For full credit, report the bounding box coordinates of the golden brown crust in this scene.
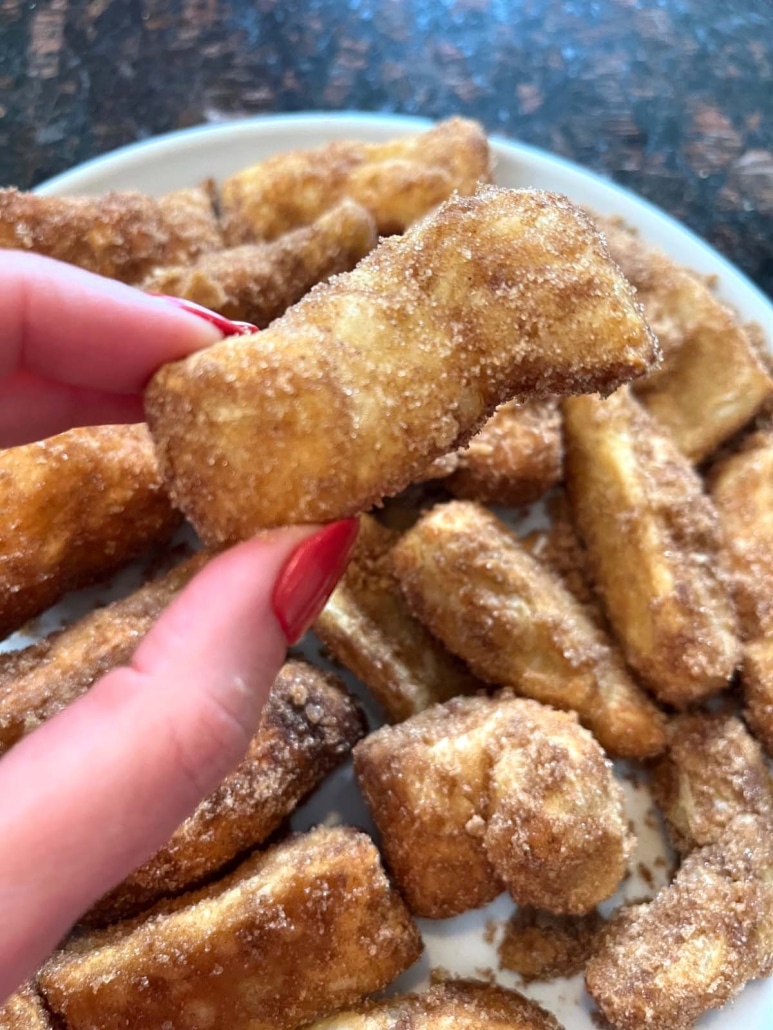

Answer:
[354,694,631,918]
[445,398,563,506]
[84,660,366,926]
[0,553,205,755]
[498,908,605,983]
[0,186,221,283]
[147,185,658,544]
[314,514,482,722]
[219,117,492,243]
[563,388,741,707]
[597,216,773,461]
[710,428,773,640]
[0,985,52,1030]
[392,501,666,758]
[142,199,377,327]
[0,424,181,641]
[585,814,773,1030]
[650,712,773,855]
[38,826,422,1030]
[307,979,565,1029]
[742,636,773,755]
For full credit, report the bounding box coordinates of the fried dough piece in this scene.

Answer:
[314,515,482,722]
[142,199,377,327]
[86,660,366,926]
[0,425,181,641]
[563,388,741,707]
[710,428,773,640]
[354,695,632,918]
[220,117,491,244]
[392,501,666,758]
[307,979,565,1029]
[0,552,205,755]
[598,216,773,460]
[585,814,773,1030]
[0,185,221,283]
[39,827,421,1030]
[742,636,773,754]
[0,985,52,1030]
[650,712,773,855]
[147,186,657,545]
[445,398,563,506]
[498,908,605,983]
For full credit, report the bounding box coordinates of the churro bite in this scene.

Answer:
[142,199,377,328]
[0,185,221,284]
[585,814,773,1030]
[710,427,773,640]
[392,501,666,758]
[307,979,565,1030]
[597,215,773,461]
[146,185,658,544]
[354,694,632,918]
[314,514,482,722]
[39,827,421,1030]
[85,660,366,926]
[563,387,741,707]
[219,117,491,243]
[0,553,206,755]
[650,711,773,855]
[445,398,563,507]
[0,425,180,641]
[0,985,53,1030]
[742,635,773,755]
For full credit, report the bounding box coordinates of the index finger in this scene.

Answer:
[0,252,221,393]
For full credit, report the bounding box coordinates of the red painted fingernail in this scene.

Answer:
[152,295,257,337]
[271,520,359,644]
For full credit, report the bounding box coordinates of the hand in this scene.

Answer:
[0,253,357,999]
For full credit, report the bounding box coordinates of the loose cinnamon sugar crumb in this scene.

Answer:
[498,907,605,982]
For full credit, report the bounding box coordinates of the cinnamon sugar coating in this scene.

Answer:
[147,185,657,544]
[742,636,773,755]
[0,985,52,1029]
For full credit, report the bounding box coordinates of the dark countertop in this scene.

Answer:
[1,0,772,297]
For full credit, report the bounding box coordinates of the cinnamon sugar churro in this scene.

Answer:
[0,425,180,641]
[392,501,666,758]
[39,827,422,1030]
[315,514,482,722]
[219,116,491,243]
[147,186,657,544]
[86,660,366,926]
[0,985,52,1030]
[142,199,377,328]
[307,979,565,1029]
[0,185,222,284]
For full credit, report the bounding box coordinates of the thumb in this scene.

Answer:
[0,519,358,999]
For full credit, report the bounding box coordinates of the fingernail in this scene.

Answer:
[152,295,257,337]
[272,520,359,644]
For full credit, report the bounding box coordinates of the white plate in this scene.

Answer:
[29,113,773,1029]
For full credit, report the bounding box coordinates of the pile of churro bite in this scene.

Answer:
[1,117,772,1030]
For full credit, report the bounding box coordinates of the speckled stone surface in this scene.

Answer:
[1,0,771,296]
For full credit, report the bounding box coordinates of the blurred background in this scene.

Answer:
[1,0,771,295]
